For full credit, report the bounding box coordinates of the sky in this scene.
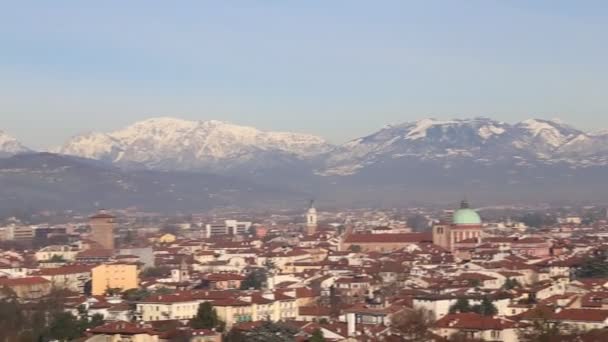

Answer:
[2,0,608,148]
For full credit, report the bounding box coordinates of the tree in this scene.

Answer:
[263,259,277,272]
[47,312,83,341]
[49,254,66,263]
[349,245,362,253]
[407,214,430,232]
[449,298,472,314]
[575,255,608,279]
[503,278,520,290]
[391,308,435,342]
[190,302,220,330]
[309,329,325,342]
[239,321,299,342]
[122,288,151,302]
[141,266,171,278]
[224,328,247,342]
[518,307,562,342]
[240,269,268,290]
[472,296,498,316]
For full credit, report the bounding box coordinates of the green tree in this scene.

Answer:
[472,297,498,316]
[191,302,220,330]
[240,269,268,290]
[141,266,171,278]
[309,329,325,342]
[449,298,472,314]
[240,321,299,342]
[503,278,520,290]
[224,328,247,342]
[349,245,362,253]
[122,288,151,302]
[575,255,608,278]
[49,254,66,263]
[47,312,83,341]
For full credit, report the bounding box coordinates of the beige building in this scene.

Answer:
[92,263,138,295]
[33,265,92,293]
[0,276,52,299]
[90,210,116,250]
[35,245,78,262]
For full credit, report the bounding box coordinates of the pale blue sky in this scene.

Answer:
[2,1,608,148]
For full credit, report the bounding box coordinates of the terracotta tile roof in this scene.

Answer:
[0,276,50,286]
[553,309,608,322]
[434,312,517,330]
[343,233,432,244]
[299,306,331,316]
[33,265,93,276]
[89,321,157,335]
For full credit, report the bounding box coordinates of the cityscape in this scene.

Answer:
[3,1,608,342]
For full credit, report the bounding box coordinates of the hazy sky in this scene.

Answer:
[2,1,608,148]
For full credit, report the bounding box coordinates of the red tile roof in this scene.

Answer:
[33,265,93,276]
[343,233,432,244]
[434,312,517,330]
[0,276,51,286]
[553,309,608,322]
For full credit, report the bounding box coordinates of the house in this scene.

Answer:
[433,312,520,342]
[86,321,160,342]
[552,308,608,332]
[0,276,52,299]
[33,264,93,293]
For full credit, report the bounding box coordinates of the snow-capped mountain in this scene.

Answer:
[57,117,332,170]
[0,130,30,157]
[320,117,602,176]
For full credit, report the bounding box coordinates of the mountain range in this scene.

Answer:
[2,116,608,212]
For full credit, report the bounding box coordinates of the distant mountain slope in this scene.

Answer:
[0,153,304,214]
[57,117,332,171]
[320,117,605,176]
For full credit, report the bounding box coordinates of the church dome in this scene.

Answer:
[452,200,481,226]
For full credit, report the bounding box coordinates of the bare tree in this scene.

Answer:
[391,307,435,342]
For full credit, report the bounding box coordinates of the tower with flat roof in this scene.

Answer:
[89,210,116,250]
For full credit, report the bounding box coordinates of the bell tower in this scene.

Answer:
[306,200,318,235]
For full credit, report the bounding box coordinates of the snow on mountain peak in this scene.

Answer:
[406,118,455,140]
[0,130,30,155]
[58,117,331,169]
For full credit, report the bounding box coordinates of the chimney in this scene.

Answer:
[347,312,356,337]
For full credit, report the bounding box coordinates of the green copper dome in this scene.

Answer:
[452,200,482,225]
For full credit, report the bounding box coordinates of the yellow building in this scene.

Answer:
[158,233,177,244]
[92,263,138,295]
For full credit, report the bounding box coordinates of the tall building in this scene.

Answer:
[432,200,482,252]
[89,210,116,250]
[203,220,253,238]
[306,200,318,235]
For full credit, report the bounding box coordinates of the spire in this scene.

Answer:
[309,199,315,209]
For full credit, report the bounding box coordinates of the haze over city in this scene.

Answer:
[4,2,608,342]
